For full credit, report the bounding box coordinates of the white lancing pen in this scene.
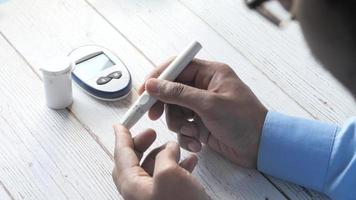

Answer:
[120,41,202,129]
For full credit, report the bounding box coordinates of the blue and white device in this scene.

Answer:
[69,45,132,101]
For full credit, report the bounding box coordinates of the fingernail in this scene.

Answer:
[180,125,198,138]
[188,142,201,152]
[146,79,160,94]
[180,126,191,135]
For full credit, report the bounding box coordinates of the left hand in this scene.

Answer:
[112,124,209,200]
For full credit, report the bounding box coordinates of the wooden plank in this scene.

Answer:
[0,34,118,199]
[83,0,311,118]
[76,0,332,199]
[0,0,286,199]
[0,181,14,200]
[268,177,329,200]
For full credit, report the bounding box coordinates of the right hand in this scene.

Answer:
[139,58,268,168]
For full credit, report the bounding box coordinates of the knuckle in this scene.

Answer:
[212,62,233,74]
[219,64,234,74]
[167,83,185,98]
[151,70,160,78]
[200,93,218,113]
[146,69,160,79]
[220,63,230,69]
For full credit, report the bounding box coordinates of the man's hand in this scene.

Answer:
[139,58,267,168]
[112,125,209,200]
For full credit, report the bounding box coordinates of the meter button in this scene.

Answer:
[96,77,112,85]
[107,71,122,79]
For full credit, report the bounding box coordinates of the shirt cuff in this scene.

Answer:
[257,111,339,192]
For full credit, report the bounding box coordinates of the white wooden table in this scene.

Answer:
[0,0,355,199]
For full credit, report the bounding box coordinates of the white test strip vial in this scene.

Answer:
[40,57,73,109]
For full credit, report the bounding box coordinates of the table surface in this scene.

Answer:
[0,0,355,199]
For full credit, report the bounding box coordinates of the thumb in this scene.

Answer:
[145,78,208,114]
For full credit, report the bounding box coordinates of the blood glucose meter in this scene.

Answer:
[68,45,132,101]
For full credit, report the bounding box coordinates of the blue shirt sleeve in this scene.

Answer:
[257,111,356,199]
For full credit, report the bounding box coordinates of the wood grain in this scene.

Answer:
[0,34,119,199]
[179,0,356,123]
[82,0,356,198]
[76,0,344,198]
[0,0,287,199]
[176,1,355,198]
[84,0,312,118]
[0,181,13,200]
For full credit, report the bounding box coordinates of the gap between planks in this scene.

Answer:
[0,31,115,163]
[78,1,293,199]
[0,31,119,200]
[0,180,15,200]
[176,0,319,120]
[0,0,300,198]
[74,0,322,199]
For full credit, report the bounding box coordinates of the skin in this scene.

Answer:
[112,125,209,200]
[112,0,355,199]
[140,58,267,168]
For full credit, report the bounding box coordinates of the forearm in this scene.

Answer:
[257,111,356,199]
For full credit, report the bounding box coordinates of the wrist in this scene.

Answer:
[251,106,268,168]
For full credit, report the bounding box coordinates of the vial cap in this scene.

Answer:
[40,56,73,76]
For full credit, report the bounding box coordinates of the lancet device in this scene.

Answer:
[120,41,202,129]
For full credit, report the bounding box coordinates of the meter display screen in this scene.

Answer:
[75,53,115,79]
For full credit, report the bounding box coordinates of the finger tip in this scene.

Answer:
[113,123,124,130]
[148,111,163,121]
[189,154,198,164]
[146,128,157,138]
[187,141,202,153]
[145,78,155,85]
[167,141,179,149]
[114,124,130,135]
[188,153,198,162]
[138,85,145,94]
[148,114,158,121]
[113,124,121,132]
[184,154,198,172]
[145,78,159,94]
[148,110,159,121]
[165,142,180,158]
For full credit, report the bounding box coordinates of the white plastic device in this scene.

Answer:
[68,45,132,101]
[120,41,202,129]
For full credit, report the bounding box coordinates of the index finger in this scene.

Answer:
[138,57,176,94]
[139,58,213,94]
[114,124,139,170]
